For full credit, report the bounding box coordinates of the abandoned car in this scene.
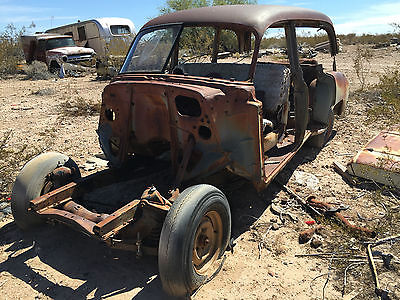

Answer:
[12,5,348,298]
[21,33,96,72]
[46,18,136,76]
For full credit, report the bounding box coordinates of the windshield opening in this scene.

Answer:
[120,24,256,81]
[46,37,75,50]
[121,25,181,73]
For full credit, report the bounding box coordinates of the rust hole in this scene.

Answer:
[198,126,212,140]
[175,95,201,117]
[105,108,116,121]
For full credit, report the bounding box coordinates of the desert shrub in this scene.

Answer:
[0,131,42,201]
[24,61,54,80]
[59,96,100,117]
[391,22,400,38]
[97,36,134,78]
[368,67,400,122]
[353,45,372,90]
[337,33,395,45]
[0,24,25,77]
[31,87,55,96]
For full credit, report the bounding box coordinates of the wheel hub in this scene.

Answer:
[192,210,223,275]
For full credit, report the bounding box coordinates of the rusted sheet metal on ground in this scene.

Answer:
[347,128,400,188]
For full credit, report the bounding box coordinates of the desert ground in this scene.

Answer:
[0,44,399,299]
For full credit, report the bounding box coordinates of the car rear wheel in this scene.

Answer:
[11,152,80,230]
[158,184,231,298]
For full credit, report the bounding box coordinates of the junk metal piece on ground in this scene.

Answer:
[347,128,400,189]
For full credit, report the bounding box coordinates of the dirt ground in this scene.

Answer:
[0,44,399,300]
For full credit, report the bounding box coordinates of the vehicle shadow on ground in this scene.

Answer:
[0,221,173,299]
[224,139,327,240]
[0,139,326,299]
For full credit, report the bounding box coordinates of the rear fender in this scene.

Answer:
[328,71,349,116]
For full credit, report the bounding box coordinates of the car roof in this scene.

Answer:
[143,5,334,37]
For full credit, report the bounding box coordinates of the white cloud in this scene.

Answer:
[334,2,400,34]
[335,14,400,34]
[2,15,78,24]
[0,4,50,14]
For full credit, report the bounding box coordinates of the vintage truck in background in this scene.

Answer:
[46,18,136,77]
[12,5,348,298]
[21,33,96,72]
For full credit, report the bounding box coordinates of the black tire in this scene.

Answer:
[11,152,80,230]
[307,109,334,148]
[158,184,231,298]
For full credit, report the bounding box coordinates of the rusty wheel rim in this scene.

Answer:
[192,210,223,275]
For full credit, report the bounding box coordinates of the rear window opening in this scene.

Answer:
[111,25,131,35]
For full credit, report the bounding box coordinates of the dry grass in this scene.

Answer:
[31,87,56,96]
[59,96,100,117]
[0,131,42,201]
[353,45,372,91]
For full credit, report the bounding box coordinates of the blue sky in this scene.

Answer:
[0,0,399,35]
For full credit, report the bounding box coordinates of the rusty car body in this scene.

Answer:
[12,5,348,297]
[21,33,96,72]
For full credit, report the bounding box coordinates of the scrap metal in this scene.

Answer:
[306,196,375,237]
[347,128,400,189]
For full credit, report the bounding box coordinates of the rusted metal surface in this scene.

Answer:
[21,5,349,263]
[285,22,309,147]
[299,224,323,244]
[93,199,141,237]
[140,186,173,211]
[62,200,109,223]
[30,182,77,212]
[37,207,96,235]
[99,75,264,189]
[306,196,375,237]
[347,128,400,188]
[329,71,349,116]
[21,34,95,67]
[263,132,312,188]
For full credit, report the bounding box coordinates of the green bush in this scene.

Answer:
[0,24,25,77]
